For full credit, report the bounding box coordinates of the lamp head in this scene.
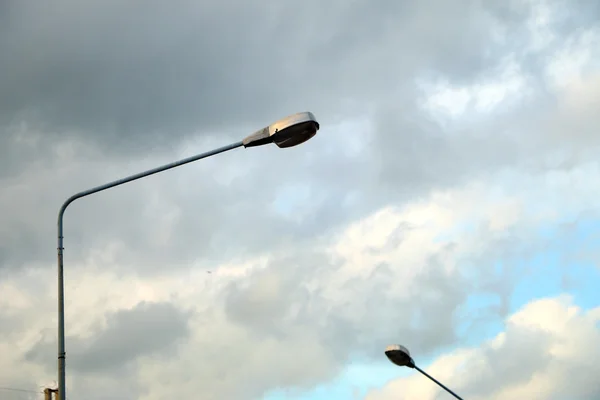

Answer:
[242,112,319,148]
[385,344,415,368]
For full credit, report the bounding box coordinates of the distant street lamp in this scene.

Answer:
[385,344,465,400]
[56,112,320,400]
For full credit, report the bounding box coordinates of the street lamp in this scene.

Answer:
[56,112,320,400]
[385,344,465,400]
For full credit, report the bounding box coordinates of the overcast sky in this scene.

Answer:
[1,1,599,399]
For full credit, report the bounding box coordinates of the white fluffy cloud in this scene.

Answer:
[365,296,600,400]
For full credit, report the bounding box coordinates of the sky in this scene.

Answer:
[0,0,599,399]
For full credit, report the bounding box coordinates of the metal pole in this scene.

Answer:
[56,141,244,400]
[413,364,465,400]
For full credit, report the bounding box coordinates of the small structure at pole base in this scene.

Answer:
[44,388,58,400]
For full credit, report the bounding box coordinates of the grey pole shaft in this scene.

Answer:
[413,365,465,400]
[56,141,244,400]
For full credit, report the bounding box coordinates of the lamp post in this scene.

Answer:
[384,344,465,400]
[56,112,320,400]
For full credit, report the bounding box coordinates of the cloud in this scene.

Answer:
[0,0,531,147]
[25,301,191,374]
[0,1,599,399]
[3,0,594,161]
[364,296,600,400]
[1,1,599,274]
[2,159,598,398]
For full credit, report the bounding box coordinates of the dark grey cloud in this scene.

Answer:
[1,0,598,275]
[25,301,190,374]
[3,79,598,276]
[0,131,369,272]
[0,0,556,155]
